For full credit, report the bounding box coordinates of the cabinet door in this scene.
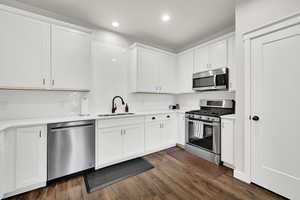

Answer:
[15,126,46,189]
[0,10,50,89]
[123,124,145,158]
[221,119,234,166]
[177,51,194,93]
[159,54,176,93]
[98,127,123,165]
[208,40,227,69]
[145,121,162,151]
[194,46,209,72]
[137,48,160,93]
[161,119,177,146]
[227,36,235,90]
[51,25,91,90]
[177,114,186,146]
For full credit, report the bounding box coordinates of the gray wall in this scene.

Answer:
[235,0,300,173]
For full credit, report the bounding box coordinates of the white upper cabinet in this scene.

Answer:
[177,50,194,93]
[194,39,228,73]
[159,53,176,93]
[208,40,228,69]
[137,47,160,93]
[0,10,50,89]
[129,44,176,94]
[227,36,236,91]
[0,8,91,91]
[194,46,209,73]
[51,25,91,91]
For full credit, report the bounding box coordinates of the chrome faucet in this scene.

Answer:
[112,96,125,113]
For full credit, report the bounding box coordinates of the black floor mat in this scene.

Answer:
[84,158,154,193]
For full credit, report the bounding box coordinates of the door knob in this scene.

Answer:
[252,116,260,121]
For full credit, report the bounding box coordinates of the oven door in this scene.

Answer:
[185,118,220,154]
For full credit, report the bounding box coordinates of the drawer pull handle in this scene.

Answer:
[166,115,170,118]
[152,117,156,120]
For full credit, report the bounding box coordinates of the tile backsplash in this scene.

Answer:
[0,91,83,120]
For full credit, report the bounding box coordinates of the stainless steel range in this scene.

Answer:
[185,99,235,165]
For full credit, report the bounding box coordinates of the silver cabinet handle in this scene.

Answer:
[39,130,42,138]
[42,78,46,85]
[121,130,123,135]
[52,80,55,86]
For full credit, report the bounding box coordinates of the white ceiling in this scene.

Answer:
[15,0,235,51]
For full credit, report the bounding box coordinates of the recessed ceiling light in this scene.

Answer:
[161,14,171,22]
[112,21,119,28]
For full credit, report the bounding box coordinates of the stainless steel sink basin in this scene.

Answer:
[97,113,135,117]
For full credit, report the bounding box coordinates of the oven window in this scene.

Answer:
[193,76,214,88]
[188,121,213,152]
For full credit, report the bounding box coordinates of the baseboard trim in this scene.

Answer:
[234,170,251,183]
[3,182,46,199]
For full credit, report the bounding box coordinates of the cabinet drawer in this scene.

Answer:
[162,113,176,120]
[145,115,163,122]
[97,117,144,129]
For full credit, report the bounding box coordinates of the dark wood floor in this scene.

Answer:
[8,147,286,200]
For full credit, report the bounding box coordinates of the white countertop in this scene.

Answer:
[0,110,185,132]
[221,114,236,119]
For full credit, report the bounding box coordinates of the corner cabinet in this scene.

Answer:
[129,44,176,94]
[1,126,47,199]
[176,50,194,93]
[0,8,91,91]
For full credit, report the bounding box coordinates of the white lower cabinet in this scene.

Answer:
[221,117,235,167]
[96,117,145,169]
[145,121,162,151]
[145,114,177,153]
[99,127,123,165]
[2,126,47,199]
[177,113,186,146]
[123,124,145,158]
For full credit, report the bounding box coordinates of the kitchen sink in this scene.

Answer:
[97,113,135,117]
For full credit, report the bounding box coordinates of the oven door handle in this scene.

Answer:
[186,119,213,126]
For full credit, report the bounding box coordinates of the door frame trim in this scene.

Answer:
[243,12,300,183]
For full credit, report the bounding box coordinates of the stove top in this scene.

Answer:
[186,108,234,117]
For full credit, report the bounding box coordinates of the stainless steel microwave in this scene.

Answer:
[192,68,229,91]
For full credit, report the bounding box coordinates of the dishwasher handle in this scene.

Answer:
[50,124,94,132]
[48,120,95,130]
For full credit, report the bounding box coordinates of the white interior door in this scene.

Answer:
[251,23,300,199]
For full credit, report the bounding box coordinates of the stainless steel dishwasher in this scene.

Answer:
[47,120,95,181]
